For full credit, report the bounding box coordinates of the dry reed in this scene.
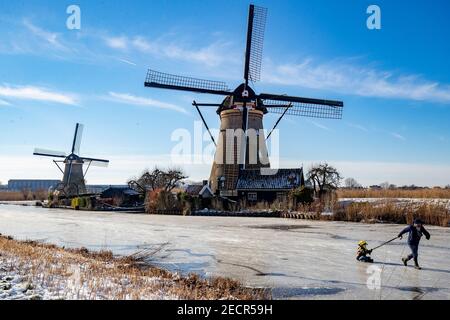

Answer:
[332,202,449,227]
[337,188,450,199]
[0,235,269,300]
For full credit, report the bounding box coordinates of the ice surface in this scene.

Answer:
[0,204,449,299]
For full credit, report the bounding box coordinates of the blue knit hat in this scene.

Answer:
[413,218,424,225]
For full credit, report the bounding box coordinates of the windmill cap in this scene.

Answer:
[413,218,424,225]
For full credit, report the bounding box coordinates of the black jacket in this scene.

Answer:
[398,225,430,246]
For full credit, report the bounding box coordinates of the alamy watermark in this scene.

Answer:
[366,265,382,290]
[170,121,281,171]
[367,5,381,30]
[66,5,81,30]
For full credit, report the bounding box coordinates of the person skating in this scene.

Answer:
[398,218,430,270]
[356,240,374,263]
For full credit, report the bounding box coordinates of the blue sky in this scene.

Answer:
[0,0,450,186]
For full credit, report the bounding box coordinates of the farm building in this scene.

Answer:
[100,186,141,207]
[184,181,215,210]
[86,185,128,194]
[185,181,214,199]
[235,168,305,203]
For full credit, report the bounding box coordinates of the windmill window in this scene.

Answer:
[248,192,257,201]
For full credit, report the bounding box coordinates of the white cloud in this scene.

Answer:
[0,84,77,105]
[106,35,236,67]
[4,19,237,69]
[23,19,68,52]
[131,36,156,53]
[391,132,406,141]
[117,58,137,66]
[0,99,11,106]
[306,119,332,132]
[264,58,450,104]
[107,92,188,114]
[7,20,450,106]
[104,36,128,50]
[347,123,369,132]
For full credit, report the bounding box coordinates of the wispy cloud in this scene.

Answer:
[6,20,450,106]
[104,35,237,67]
[264,58,450,104]
[347,122,369,132]
[306,119,332,131]
[391,132,406,141]
[106,92,188,114]
[3,18,238,70]
[0,99,11,106]
[116,58,137,66]
[0,84,77,105]
[1,20,118,64]
[23,19,69,52]
[105,36,128,50]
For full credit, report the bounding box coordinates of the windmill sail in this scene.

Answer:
[260,93,343,119]
[71,123,84,154]
[145,69,231,96]
[244,5,268,83]
[33,148,66,158]
[80,157,109,167]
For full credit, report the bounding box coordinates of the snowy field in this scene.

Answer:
[0,203,449,299]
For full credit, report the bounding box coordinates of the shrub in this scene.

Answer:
[291,186,314,205]
[145,189,182,213]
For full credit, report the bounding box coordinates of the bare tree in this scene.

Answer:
[344,177,361,188]
[380,181,390,190]
[129,167,187,193]
[308,163,342,198]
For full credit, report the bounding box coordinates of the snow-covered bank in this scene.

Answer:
[0,266,44,300]
[0,235,266,300]
[0,201,38,206]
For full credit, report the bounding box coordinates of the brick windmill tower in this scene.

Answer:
[144,4,344,198]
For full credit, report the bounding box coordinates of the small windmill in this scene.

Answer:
[144,4,344,194]
[33,123,109,197]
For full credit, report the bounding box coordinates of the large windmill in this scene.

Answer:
[144,4,344,195]
[33,123,109,197]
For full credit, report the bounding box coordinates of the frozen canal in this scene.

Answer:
[0,203,449,299]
